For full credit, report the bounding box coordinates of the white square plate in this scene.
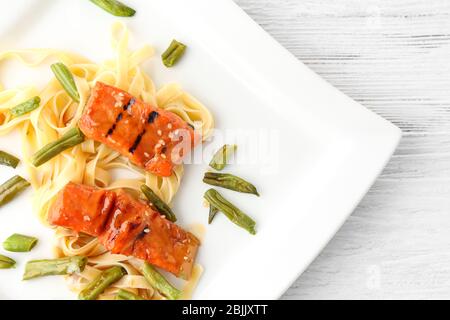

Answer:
[0,0,401,299]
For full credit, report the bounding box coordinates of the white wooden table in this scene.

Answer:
[235,0,450,299]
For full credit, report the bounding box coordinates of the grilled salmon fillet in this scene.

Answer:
[48,182,200,279]
[79,82,198,177]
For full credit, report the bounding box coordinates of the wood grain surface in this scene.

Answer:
[234,0,450,299]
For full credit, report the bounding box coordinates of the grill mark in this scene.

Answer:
[105,113,122,137]
[129,221,141,230]
[106,124,116,136]
[129,130,145,154]
[147,111,159,124]
[135,226,148,241]
[106,99,135,137]
[131,225,149,252]
[106,105,130,137]
[123,98,135,111]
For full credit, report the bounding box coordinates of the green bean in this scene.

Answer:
[3,234,38,252]
[116,289,144,300]
[142,262,181,300]
[204,189,256,235]
[89,0,136,17]
[0,254,16,269]
[31,127,85,167]
[79,266,125,300]
[203,172,259,196]
[140,184,177,222]
[161,40,187,67]
[208,203,219,224]
[0,175,30,207]
[10,96,40,118]
[23,256,87,280]
[209,144,237,171]
[0,151,20,168]
[50,63,80,102]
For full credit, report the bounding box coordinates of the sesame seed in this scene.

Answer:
[184,256,188,261]
[157,129,162,136]
[155,143,161,149]
[144,152,150,157]
[159,139,165,145]
[161,154,166,159]
[83,215,91,221]
[144,228,150,233]
[167,123,172,129]
[114,94,124,104]
[161,215,166,219]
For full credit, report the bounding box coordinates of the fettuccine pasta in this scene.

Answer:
[0,22,212,299]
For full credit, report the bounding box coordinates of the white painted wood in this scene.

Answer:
[234,0,450,299]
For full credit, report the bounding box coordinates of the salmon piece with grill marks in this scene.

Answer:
[48,182,200,279]
[79,82,198,177]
